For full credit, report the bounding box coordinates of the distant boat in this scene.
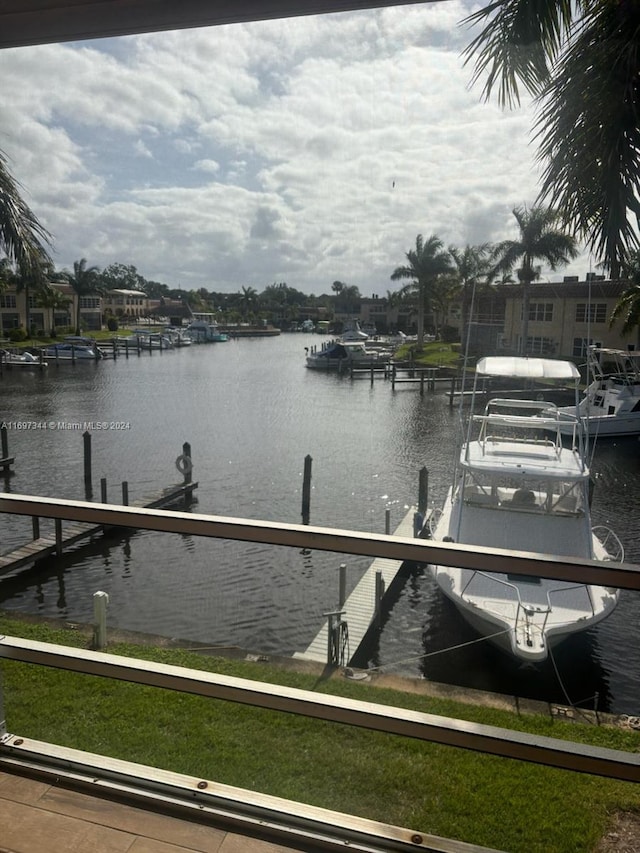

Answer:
[44,340,103,360]
[550,347,640,438]
[428,356,624,662]
[0,349,48,368]
[340,320,369,341]
[185,314,228,342]
[305,340,388,370]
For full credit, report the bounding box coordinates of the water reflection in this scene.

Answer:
[0,335,638,712]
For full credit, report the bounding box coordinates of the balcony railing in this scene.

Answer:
[1,493,639,853]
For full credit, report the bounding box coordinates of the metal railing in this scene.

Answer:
[1,493,640,852]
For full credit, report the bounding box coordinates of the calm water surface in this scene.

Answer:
[1,334,639,713]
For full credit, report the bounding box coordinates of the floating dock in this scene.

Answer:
[294,506,420,666]
[0,482,198,580]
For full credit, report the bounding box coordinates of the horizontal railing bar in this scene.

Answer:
[1,636,639,783]
[0,493,639,589]
[0,737,496,853]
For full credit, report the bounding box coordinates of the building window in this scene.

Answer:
[527,303,553,322]
[0,295,16,308]
[572,337,602,358]
[575,303,607,323]
[79,297,100,309]
[525,336,556,355]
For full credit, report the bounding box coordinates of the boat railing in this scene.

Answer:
[593,525,625,564]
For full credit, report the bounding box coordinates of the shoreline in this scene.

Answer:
[1,608,626,729]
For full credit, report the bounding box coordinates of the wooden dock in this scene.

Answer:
[293,507,419,666]
[0,482,198,579]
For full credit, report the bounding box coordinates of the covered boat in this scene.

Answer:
[305,340,387,370]
[552,347,640,437]
[428,356,623,662]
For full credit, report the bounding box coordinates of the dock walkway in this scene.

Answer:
[0,482,197,579]
[294,507,418,666]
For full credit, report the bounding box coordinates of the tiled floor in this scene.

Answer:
[0,770,305,853]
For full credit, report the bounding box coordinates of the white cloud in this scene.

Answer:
[0,5,591,294]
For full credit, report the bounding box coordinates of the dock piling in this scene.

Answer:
[338,563,347,609]
[55,519,62,556]
[93,591,109,650]
[83,431,92,499]
[122,481,129,506]
[301,454,312,523]
[100,477,108,503]
[1,426,8,461]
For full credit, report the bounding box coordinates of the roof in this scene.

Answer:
[498,279,627,299]
[0,1,415,49]
[476,357,581,380]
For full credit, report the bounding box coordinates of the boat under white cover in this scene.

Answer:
[553,347,640,437]
[429,356,623,662]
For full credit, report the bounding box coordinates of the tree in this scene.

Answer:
[99,263,146,293]
[37,285,71,335]
[462,0,640,278]
[0,149,53,280]
[610,251,640,343]
[490,206,577,354]
[390,234,453,346]
[65,258,101,335]
[449,244,492,346]
[239,286,258,319]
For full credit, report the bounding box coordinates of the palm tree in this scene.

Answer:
[65,258,101,335]
[490,206,577,354]
[461,0,640,278]
[449,244,492,347]
[37,285,72,335]
[239,285,258,320]
[610,251,640,345]
[0,149,53,279]
[390,234,453,346]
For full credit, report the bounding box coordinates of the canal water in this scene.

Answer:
[0,333,639,713]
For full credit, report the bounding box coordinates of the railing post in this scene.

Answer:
[0,667,6,737]
[93,591,109,650]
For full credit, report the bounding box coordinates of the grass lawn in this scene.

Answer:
[0,616,638,852]
[394,341,464,370]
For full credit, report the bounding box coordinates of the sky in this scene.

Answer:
[0,2,593,296]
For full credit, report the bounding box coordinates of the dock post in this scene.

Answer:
[385,508,391,535]
[71,344,76,364]
[391,365,396,390]
[449,375,455,407]
[122,481,129,505]
[83,431,92,499]
[324,609,345,666]
[420,371,425,396]
[55,519,62,556]
[32,516,40,540]
[370,363,374,385]
[93,591,109,650]
[374,571,385,629]
[338,563,347,609]
[101,477,107,503]
[182,441,193,506]
[1,425,8,461]
[418,466,429,514]
[301,454,312,523]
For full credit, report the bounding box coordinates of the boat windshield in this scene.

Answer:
[462,472,585,517]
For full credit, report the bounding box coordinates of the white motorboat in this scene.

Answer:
[305,340,388,370]
[553,347,640,437]
[185,314,228,342]
[428,356,623,662]
[0,349,48,368]
[44,340,103,360]
[340,320,369,341]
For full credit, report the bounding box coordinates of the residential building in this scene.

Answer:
[0,282,101,335]
[103,288,148,319]
[496,277,634,358]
